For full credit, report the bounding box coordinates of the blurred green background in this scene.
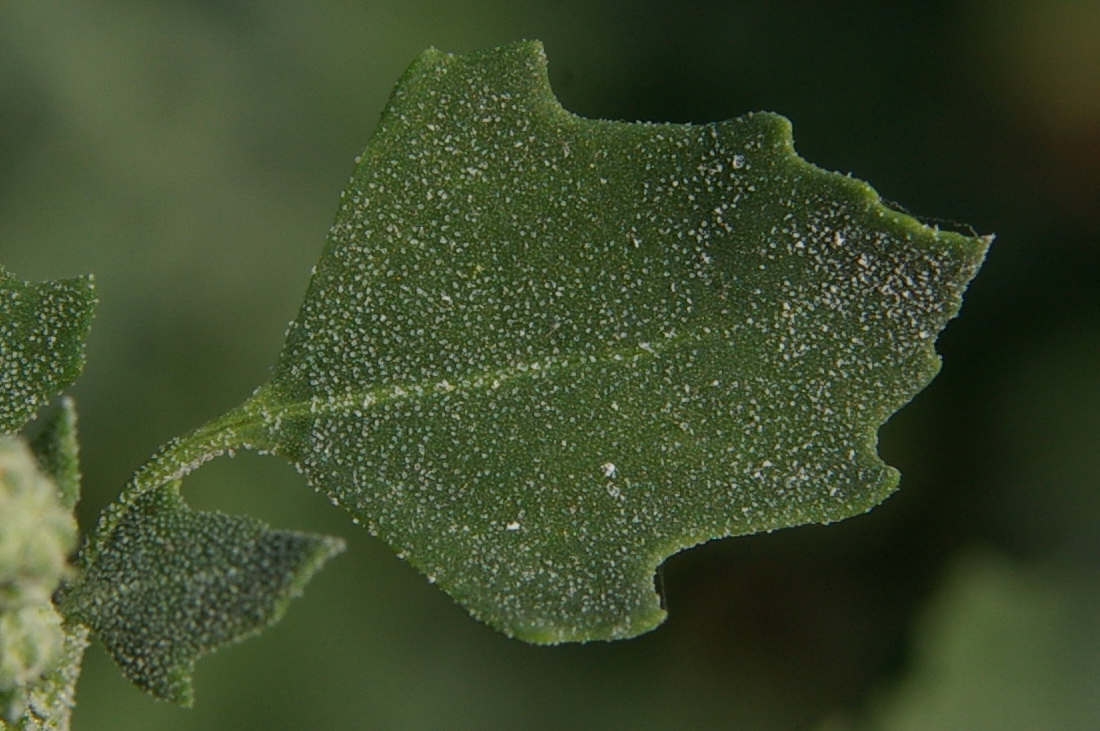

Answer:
[2,1,1098,729]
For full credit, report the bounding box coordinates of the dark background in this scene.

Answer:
[2,1,1097,729]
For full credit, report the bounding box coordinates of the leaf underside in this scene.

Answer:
[0,266,96,435]
[88,38,989,685]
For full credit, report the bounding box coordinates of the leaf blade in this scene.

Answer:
[64,484,344,705]
[234,40,989,642]
[0,267,96,435]
[29,398,81,511]
[108,40,989,647]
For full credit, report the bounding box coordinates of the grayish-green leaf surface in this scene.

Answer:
[96,40,989,655]
[64,484,344,705]
[0,266,96,434]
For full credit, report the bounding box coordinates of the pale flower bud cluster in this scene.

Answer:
[0,437,78,723]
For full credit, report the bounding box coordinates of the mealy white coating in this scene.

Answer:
[108,42,987,645]
[241,42,988,641]
[0,270,95,435]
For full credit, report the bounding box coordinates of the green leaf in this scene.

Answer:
[29,398,81,511]
[104,40,989,650]
[0,266,96,434]
[63,484,344,706]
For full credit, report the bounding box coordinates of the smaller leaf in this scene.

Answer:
[28,398,81,511]
[0,266,96,434]
[62,484,344,706]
